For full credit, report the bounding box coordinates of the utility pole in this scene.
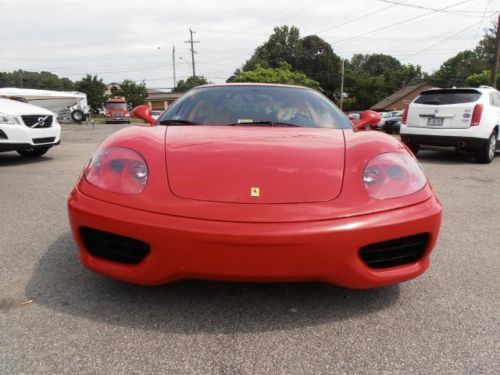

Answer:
[490,13,500,88]
[340,59,345,110]
[172,45,177,89]
[184,28,199,78]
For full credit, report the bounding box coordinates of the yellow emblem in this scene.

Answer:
[250,187,260,197]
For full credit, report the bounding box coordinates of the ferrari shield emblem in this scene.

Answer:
[250,187,260,197]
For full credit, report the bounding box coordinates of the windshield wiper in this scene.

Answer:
[159,119,198,125]
[227,120,301,127]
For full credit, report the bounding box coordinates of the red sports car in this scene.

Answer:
[68,83,441,289]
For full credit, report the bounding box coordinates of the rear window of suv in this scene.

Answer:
[414,89,481,105]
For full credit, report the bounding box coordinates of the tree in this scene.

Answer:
[242,26,302,71]
[173,75,209,93]
[431,23,497,88]
[296,35,341,98]
[431,50,486,87]
[0,70,74,90]
[229,62,321,90]
[233,26,349,99]
[75,74,106,111]
[465,70,500,87]
[116,79,148,107]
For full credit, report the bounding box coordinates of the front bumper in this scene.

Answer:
[68,188,442,289]
[0,122,61,152]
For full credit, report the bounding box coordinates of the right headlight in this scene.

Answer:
[0,113,20,125]
[363,152,427,199]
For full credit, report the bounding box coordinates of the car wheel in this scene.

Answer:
[475,132,497,164]
[407,142,420,155]
[385,126,393,135]
[71,109,85,123]
[17,147,50,158]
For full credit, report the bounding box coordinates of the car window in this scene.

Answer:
[490,93,500,107]
[159,85,352,129]
[415,89,481,105]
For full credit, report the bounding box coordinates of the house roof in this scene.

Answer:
[146,89,183,101]
[370,82,431,111]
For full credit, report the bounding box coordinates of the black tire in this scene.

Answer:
[407,142,420,155]
[17,147,50,158]
[71,109,85,123]
[385,126,393,135]
[475,132,497,164]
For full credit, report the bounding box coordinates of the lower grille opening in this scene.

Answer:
[80,227,150,264]
[359,233,430,269]
[33,137,55,144]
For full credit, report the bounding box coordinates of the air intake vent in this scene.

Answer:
[359,233,430,269]
[33,137,55,144]
[80,227,150,264]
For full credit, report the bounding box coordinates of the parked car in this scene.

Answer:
[400,86,500,163]
[376,111,398,130]
[151,110,163,120]
[68,83,441,289]
[383,110,404,134]
[345,111,361,121]
[0,98,61,157]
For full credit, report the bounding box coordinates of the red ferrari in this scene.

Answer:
[68,83,441,289]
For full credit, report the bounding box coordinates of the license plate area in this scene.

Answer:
[427,117,444,126]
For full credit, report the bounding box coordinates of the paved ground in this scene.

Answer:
[1,124,499,374]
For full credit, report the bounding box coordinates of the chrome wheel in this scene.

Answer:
[488,133,496,161]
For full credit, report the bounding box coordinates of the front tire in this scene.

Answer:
[17,147,50,158]
[475,132,497,164]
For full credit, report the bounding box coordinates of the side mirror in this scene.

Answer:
[132,105,155,125]
[352,110,381,131]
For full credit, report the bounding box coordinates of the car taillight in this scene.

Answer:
[363,152,426,199]
[84,147,148,194]
[402,104,409,124]
[471,104,483,126]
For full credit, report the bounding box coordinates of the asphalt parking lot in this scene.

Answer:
[1,123,499,374]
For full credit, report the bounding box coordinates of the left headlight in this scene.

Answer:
[0,113,20,125]
[363,152,426,199]
[84,147,148,194]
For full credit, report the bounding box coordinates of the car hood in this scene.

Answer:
[165,126,345,204]
[0,98,55,116]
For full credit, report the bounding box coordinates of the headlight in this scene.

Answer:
[84,147,148,194]
[363,152,426,199]
[0,113,20,125]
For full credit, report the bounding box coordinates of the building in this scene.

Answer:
[370,82,433,111]
[145,89,183,110]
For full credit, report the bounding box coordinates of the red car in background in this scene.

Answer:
[68,83,441,289]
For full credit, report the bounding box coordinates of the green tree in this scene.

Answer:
[465,70,500,87]
[296,35,341,98]
[0,70,74,90]
[431,50,486,87]
[75,74,106,111]
[116,79,148,107]
[230,62,321,90]
[242,26,302,71]
[173,75,209,92]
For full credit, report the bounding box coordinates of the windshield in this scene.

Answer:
[158,85,351,129]
[106,102,127,109]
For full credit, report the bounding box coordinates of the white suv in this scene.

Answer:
[0,98,61,157]
[400,86,500,163]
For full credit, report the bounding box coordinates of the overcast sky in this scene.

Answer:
[1,0,498,90]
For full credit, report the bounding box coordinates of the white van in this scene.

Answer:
[0,98,61,157]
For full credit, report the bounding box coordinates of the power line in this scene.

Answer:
[376,0,496,17]
[333,0,473,44]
